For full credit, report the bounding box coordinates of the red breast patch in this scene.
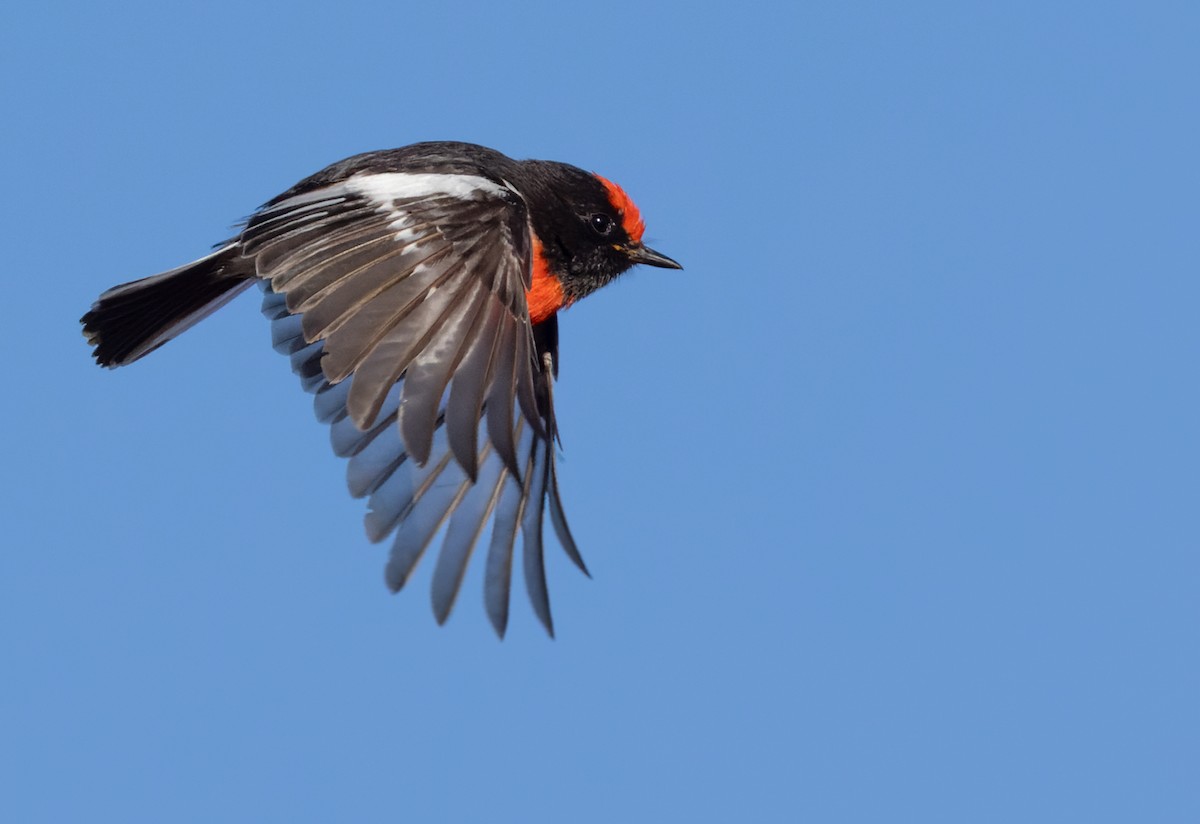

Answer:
[526,235,569,324]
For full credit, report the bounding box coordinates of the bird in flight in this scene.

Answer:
[82,141,681,637]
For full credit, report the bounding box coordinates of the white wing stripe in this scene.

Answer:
[345,172,510,207]
[344,173,514,246]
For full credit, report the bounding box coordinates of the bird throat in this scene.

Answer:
[526,236,570,324]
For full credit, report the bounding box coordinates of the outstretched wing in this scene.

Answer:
[244,171,583,636]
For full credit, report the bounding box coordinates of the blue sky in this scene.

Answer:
[3,1,1197,821]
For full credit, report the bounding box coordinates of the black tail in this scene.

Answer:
[81,246,255,367]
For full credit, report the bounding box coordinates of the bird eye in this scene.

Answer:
[589,213,614,235]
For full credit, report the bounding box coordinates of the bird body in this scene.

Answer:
[82,141,680,637]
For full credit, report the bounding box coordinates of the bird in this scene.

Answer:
[81,141,681,638]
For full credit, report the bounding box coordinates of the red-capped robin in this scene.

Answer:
[82,141,680,637]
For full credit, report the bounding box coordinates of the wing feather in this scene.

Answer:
[431,440,504,624]
[485,318,521,479]
[484,419,530,638]
[521,434,553,636]
[399,280,489,466]
[382,450,465,591]
[445,301,504,480]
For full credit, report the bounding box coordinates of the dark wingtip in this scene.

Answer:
[383,565,406,594]
[490,618,507,640]
[530,592,556,638]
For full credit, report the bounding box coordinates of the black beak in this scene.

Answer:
[626,244,682,270]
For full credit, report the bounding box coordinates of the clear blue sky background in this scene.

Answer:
[3,2,1196,821]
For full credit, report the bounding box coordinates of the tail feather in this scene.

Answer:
[82,246,255,367]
